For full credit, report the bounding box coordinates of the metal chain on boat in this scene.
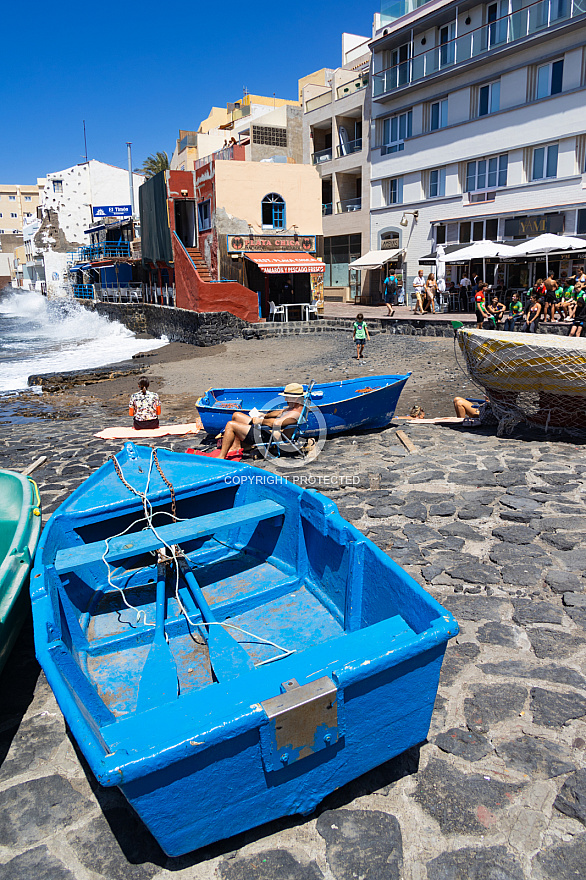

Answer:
[109,450,177,520]
[152,450,177,520]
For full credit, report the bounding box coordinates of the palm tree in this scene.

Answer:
[138,151,170,179]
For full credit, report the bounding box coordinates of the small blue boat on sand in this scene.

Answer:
[196,374,411,437]
[31,443,457,856]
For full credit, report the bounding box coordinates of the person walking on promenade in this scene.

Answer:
[424,273,438,314]
[412,269,425,314]
[383,271,397,316]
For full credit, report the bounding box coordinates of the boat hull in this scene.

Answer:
[457,328,586,430]
[196,375,410,437]
[0,470,42,674]
[32,445,456,856]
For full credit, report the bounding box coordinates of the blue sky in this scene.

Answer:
[1,1,374,184]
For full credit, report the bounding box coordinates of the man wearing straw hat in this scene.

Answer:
[218,383,306,459]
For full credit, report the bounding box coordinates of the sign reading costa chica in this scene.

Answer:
[227,235,316,253]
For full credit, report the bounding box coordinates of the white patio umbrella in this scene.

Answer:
[445,240,518,285]
[510,233,586,273]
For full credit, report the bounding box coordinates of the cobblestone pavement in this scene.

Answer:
[0,395,585,879]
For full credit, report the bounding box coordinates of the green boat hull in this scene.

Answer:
[0,470,42,674]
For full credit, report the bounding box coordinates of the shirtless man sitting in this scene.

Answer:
[218,382,306,459]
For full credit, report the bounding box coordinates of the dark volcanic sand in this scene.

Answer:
[2,333,480,426]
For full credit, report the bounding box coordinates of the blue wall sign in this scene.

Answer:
[92,205,132,218]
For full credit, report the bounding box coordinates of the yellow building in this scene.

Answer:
[170,93,303,171]
[0,183,41,236]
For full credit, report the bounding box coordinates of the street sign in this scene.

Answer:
[92,205,132,218]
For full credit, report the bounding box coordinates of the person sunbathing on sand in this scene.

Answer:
[218,383,306,459]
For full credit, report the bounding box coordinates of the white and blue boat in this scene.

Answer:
[31,443,457,856]
[196,374,411,437]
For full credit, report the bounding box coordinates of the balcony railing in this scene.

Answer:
[337,197,362,213]
[336,75,369,100]
[70,243,132,264]
[305,90,333,112]
[72,284,94,299]
[336,137,362,158]
[96,283,145,303]
[373,0,584,97]
[322,203,333,215]
[312,147,333,165]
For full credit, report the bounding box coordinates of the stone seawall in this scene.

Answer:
[84,302,248,346]
[83,301,569,344]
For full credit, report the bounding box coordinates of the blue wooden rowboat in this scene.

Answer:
[31,443,457,856]
[196,374,411,437]
[0,469,42,675]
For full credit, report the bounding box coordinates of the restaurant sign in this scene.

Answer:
[381,236,400,250]
[227,234,316,253]
[504,214,564,237]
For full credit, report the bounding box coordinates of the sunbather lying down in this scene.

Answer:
[395,396,488,426]
[218,382,306,459]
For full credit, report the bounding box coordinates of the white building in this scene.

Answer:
[36,160,143,297]
[369,0,586,299]
[301,34,373,303]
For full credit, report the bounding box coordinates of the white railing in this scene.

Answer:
[373,0,584,96]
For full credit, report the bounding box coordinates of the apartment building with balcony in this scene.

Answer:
[370,0,586,297]
[170,94,305,171]
[302,34,374,302]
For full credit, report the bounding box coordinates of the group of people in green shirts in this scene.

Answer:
[473,269,586,336]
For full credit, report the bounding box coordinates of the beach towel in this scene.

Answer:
[94,422,203,440]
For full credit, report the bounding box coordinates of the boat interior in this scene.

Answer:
[41,471,436,721]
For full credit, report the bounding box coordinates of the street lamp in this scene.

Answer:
[400,210,419,227]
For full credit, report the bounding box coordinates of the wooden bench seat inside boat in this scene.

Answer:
[54,500,285,574]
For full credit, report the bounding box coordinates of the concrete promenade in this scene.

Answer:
[0,331,584,880]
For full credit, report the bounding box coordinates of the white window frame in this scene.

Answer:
[24,196,31,202]
[429,168,446,198]
[466,153,508,194]
[478,80,500,117]
[536,59,564,99]
[532,143,558,180]
[10,212,17,218]
[8,195,15,201]
[381,110,412,154]
[384,177,404,205]
[430,98,448,131]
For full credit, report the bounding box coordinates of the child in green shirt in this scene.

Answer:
[353,313,370,359]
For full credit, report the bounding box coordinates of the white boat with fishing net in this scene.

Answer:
[456,327,586,435]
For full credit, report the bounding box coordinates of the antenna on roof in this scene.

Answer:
[83,120,88,162]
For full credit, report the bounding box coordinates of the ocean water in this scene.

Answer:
[0,288,168,394]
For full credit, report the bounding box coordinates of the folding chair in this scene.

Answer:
[254,382,315,460]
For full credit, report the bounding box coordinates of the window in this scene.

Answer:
[429,168,446,198]
[430,98,448,131]
[384,177,403,204]
[382,42,410,88]
[197,200,211,232]
[578,209,586,236]
[478,81,500,116]
[24,196,31,202]
[532,143,558,179]
[252,126,287,147]
[24,212,32,218]
[466,154,508,192]
[536,59,564,98]
[436,224,446,244]
[0,230,4,234]
[0,213,2,218]
[52,180,63,193]
[439,23,455,67]
[261,193,285,228]
[487,1,508,47]
[381,110,412,154]
[10,213,17,218]
[8,195,15,201]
